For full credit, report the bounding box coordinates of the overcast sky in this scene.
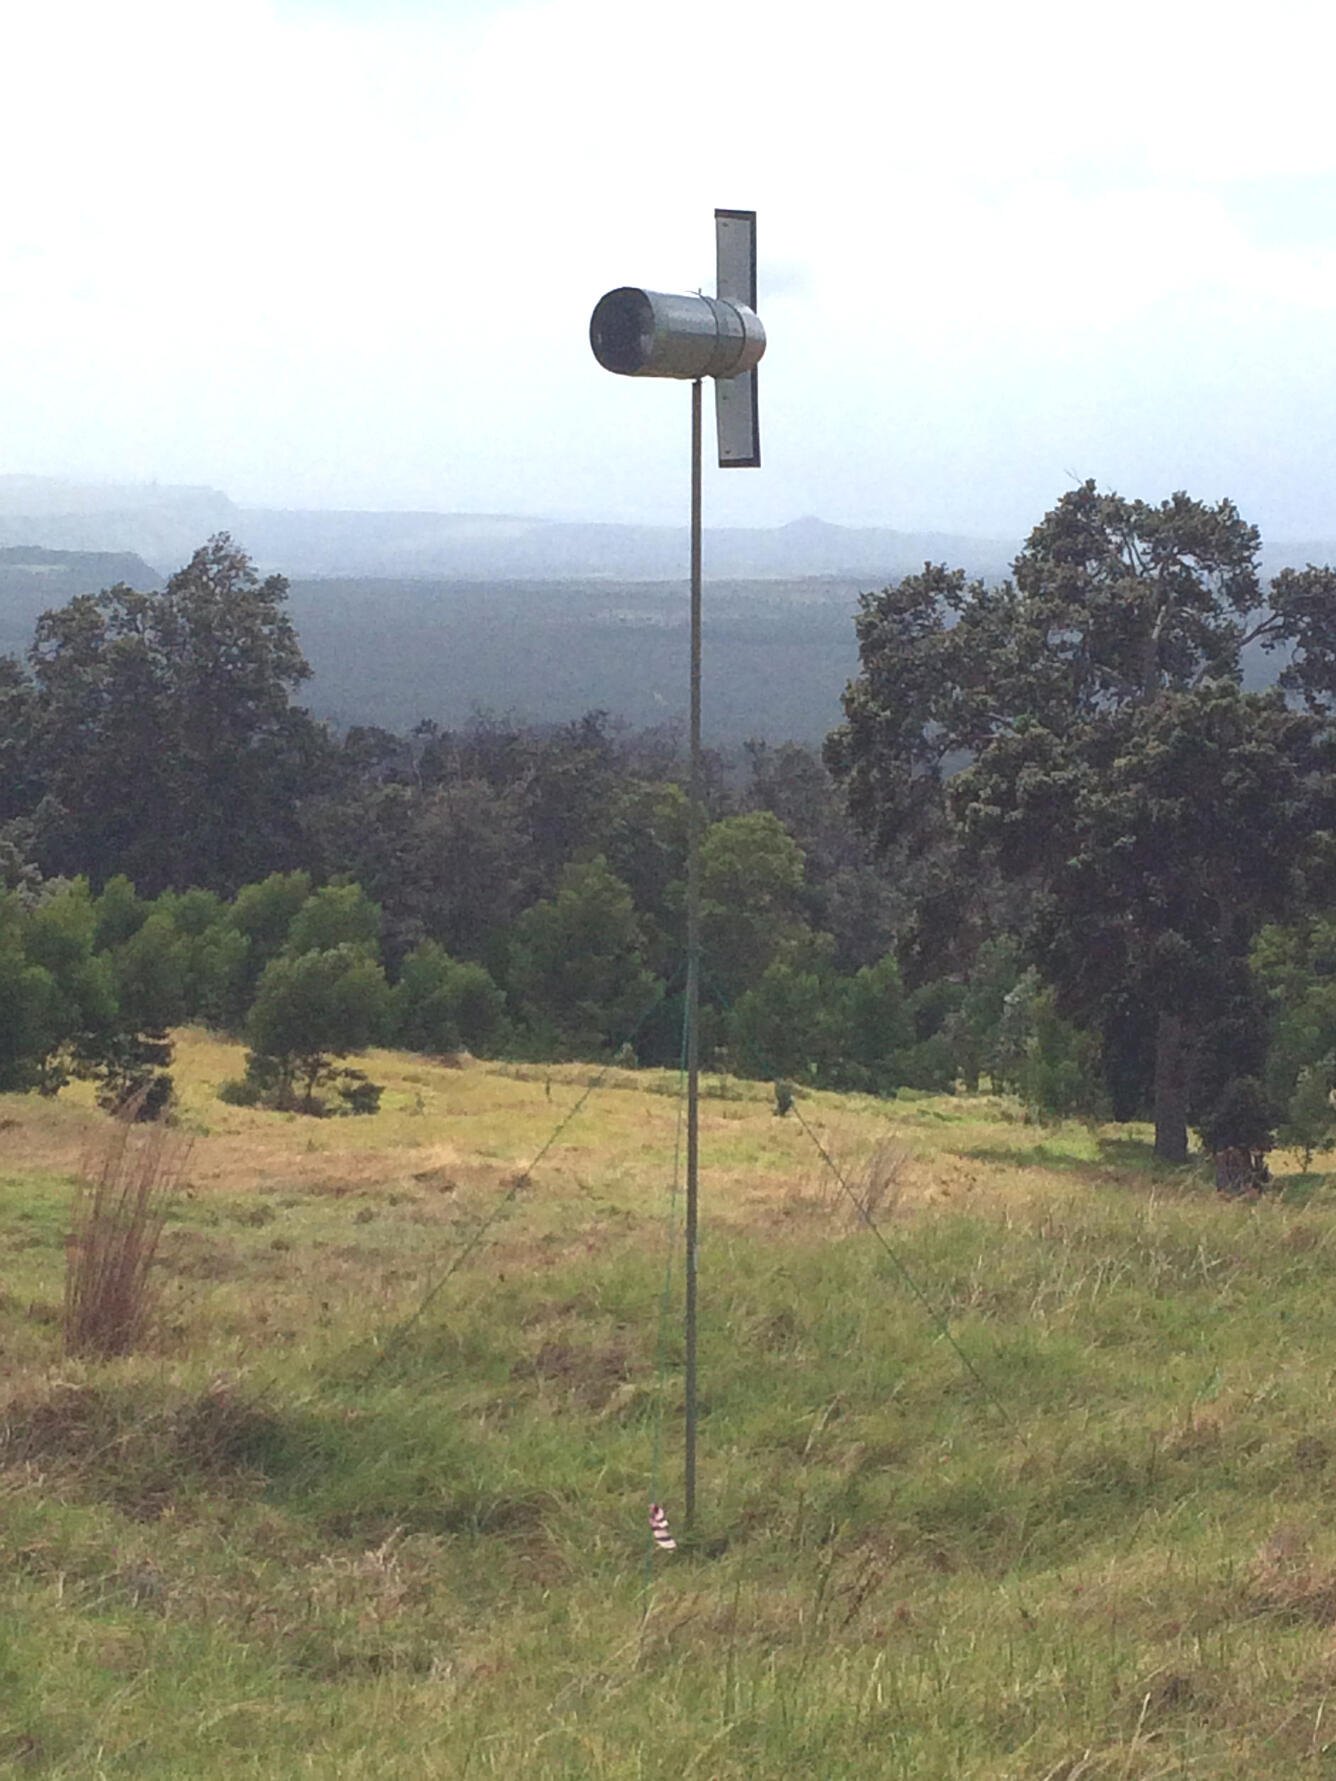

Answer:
[5,0,1336,538]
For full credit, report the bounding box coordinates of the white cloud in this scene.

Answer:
[3,0,1336,533]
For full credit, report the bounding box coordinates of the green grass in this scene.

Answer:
[4,1038,1336,1775]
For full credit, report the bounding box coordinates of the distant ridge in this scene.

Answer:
[2,475,1332,586]
[231,506,1019,583]
[0,481,1331,744]
[0,476,1019,582]
[0,547,164,660]
[0,477,238,573]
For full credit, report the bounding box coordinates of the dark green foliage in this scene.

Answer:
[1195,1075,1276,1156]
[0,896,62,1092]
[91,875,149,952]
[108,912,189,1035]
[829,483,1336,1159]
[841,952,915,1093]
[300,769,530,968]
[391,941,506,1056]
[599,778,689,971]
[506,857,660,1059]
[1250,917,1336,1166]
[743,738,901,972]
[1017,993,1107,1124]
[700,811,810,1003]
[1277,1063,1336,1168]
[897,1031,958,1094]
[327,1067,383,1116]
[229,870,313,961]
[942,935,1026,1091]
[22,882,120,1093]
[1253,917,1336,1109]
[87,1030,175,1120]
[728,960,844,1085]
[285,881,381,959]
[243,945,391,1112]
[151,887,243,1026]
[0,880,176,1109]
[0,654,43,824]
[223,870,311,1023]
[26,536,328,894]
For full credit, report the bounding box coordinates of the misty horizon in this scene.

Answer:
[6,0,1336,546]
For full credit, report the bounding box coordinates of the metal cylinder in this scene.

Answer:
[590,287,766,381]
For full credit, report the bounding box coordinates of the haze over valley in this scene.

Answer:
[0,476,1321,743]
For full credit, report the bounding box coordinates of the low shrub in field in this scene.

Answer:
[219,1055,383,1116]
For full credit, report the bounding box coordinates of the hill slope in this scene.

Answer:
[2,1040,1335,1777]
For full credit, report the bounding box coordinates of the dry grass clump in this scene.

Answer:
[846,1137,911,1224]
[1245,1524,1336,1626]
[63,1110,192,1359]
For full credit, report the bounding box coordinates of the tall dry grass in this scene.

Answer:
[63,1107,191,1359]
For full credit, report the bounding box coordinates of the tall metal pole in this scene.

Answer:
[684,376,703,1529]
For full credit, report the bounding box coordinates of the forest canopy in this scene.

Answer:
[4,499,1336,1173]
[826,482,1336,1162]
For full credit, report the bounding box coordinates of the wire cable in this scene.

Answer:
[367,972,682,1374]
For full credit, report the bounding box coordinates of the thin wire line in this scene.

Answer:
[787,1099,1016,1430]
[367,974,682,1374]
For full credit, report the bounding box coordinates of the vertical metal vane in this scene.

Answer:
[713,209,760,469]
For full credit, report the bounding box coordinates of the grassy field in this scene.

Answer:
[4,1033,1336,1777]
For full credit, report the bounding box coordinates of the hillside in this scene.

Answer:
[0,551,1302,746]
[0,478,1324,743]
[285,574,868,742]
[3,1038,1336,1776]
[233,508,1020,584]
[0,479,238,573]
[0,547,164,661]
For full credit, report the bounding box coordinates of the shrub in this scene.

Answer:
[64,1109,190,1358]
[238,945,390,1113]
[728,961,844,1085]
[507,858,658,1058]
[392,941,506,1055]
[1278,1061,1336,1170]
[1018,993,1106,1122]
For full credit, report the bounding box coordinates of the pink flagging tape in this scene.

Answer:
[649,1503,677,1551]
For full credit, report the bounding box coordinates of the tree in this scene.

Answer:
[29,536,328,894]
[285,882,381,959]
[242,945,391,1111]
[728,958,845,1086]
[0,894,61,1092]
[600,779,690,971]
[158,889,249,1030]
[941,934,1026,1091]
[841,952,915,1093]
[391,940,506,1056]
[507,858,659,1058]
[828,483,1336,1160]
[1278,1064,1336,1172]
[0,656,43,825]
[698,811,810,1004]
[6,879,173,1109]
[221,869,311,1025]
[743,739,902,972]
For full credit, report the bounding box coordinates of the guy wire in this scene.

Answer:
[787,1099,1017,1431]
[368,973,681,1374]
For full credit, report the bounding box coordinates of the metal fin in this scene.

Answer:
[715,208,757,310]
[716,367,760,468]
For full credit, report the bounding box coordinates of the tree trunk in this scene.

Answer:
[1153,1010,1191,1163]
